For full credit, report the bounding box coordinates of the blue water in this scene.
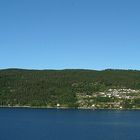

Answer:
[0,108,140,140]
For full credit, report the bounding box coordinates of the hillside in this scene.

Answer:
[0,69,140,109]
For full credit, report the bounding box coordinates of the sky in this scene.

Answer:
[0,0,140,70]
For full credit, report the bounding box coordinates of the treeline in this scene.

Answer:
[0,69,140,107]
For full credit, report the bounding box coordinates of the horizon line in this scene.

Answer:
[0,67,139,71]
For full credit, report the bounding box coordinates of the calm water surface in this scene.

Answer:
[0,108,140,140]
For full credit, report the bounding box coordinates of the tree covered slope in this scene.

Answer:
[0,69,140,108]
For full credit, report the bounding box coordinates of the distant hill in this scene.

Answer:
[0,69,140,108]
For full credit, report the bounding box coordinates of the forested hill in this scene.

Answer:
[0,69,140,108]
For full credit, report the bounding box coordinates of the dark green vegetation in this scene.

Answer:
[0,69,140,108]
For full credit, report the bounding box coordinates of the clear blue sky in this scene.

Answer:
[0,0,140,70]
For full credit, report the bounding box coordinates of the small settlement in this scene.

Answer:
[76,88,140,109]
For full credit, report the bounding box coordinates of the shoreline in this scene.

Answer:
[0,105,140,110]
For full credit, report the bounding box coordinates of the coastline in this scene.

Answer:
[0,105,140,110]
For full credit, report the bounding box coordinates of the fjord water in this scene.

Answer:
[0,108,140,140]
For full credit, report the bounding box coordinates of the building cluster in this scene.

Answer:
[99,88,140,99]
[76,88,140,109]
